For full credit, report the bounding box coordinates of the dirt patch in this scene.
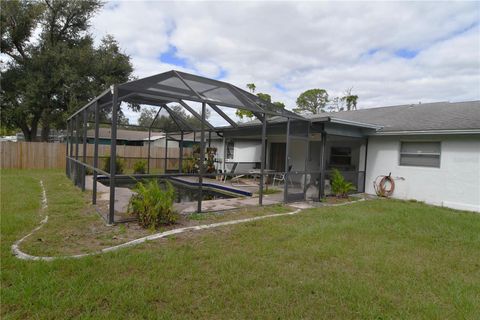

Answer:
[322,196,360,204]
[20,190,293,257]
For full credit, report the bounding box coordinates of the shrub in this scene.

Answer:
[133,160,147,174]
[128,180,178,228]
[330,169,356,197]
[182,157,197,173]
[103,155,124,174]
[206,147,217,173]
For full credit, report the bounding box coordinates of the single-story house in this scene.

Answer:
[85,127,173,147]
[209,101,479,212]
[67,70,479,223]
[84,128,204,149]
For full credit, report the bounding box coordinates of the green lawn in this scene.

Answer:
[1,169,479,319]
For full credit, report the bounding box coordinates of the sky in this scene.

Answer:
[90,1,480,124]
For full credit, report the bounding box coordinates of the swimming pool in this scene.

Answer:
[98,177,241,203]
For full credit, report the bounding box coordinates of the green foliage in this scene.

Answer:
[128,180,178,228]
[341,94,359,111]
[103,155,124,174]
[236,84,285,120]
[138,105,210,131]
[182,157,197,173]
[133,160,147,174]
[3,170,480,319]
[1,0,133,141]
[138,108,159,128]
[85,167,93,175]
[0,126,17,136]
[326,88,360,112]
[255,188,282,195]
[206,147,217,173]
[344,87,358,111]
[330,169,356,197]
[293,89,329,114]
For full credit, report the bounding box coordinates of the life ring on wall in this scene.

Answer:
[373,173,395,197]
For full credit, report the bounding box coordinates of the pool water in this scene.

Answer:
[99,178,235,203]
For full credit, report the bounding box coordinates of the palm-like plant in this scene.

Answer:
[331,169,356,198]
[128,180,177,228]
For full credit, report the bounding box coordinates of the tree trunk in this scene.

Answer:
[18,121,33,142]
[29,115,40,141]
[41,125,50,142]
[21,127,32,141]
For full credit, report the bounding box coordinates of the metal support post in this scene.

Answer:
[81,109,87,191]
[108,85,118,225]
[75,115,80,186]
[303,121,311,199]
[92,101,99,204]
[197,103,206,213]
[179,131,184,173]
[164,132,168,173]
[147,107,161,174]
[66,120,70,177]
[283,118,291,203]
[319,128,327,199]
[147,127,152,173]
[259,113,267,205]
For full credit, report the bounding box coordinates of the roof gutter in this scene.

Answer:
[328,117,383,130]
[372,129,480,136]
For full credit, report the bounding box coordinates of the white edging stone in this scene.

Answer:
[12,180,364,262]
[12,180,304,261]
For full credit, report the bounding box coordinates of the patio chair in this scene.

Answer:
[229,163,255,186]
[223,162,238,183]
[272,165,293,187]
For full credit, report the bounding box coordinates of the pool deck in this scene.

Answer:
[85,176,287,222]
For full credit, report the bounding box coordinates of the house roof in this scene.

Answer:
[236,100,480,134]
[316,101,480,133]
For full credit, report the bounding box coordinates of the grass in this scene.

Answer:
[254,187,282,195]
[1,169,480,319]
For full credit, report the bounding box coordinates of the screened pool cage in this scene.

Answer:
[66,70,368,224]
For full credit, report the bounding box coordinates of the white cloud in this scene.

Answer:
[91,1,480,125]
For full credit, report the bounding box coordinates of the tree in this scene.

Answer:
[1,0,133,141]
[293,89,329,114]
[341,87,358,111]
[246,83,256,93]
[326,96,344,112]
[138,109,158,128]
[236,84,285,120]
[137,105,210,131]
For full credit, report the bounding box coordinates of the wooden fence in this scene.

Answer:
[0,141,192,170]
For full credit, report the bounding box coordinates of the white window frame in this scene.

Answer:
[399,141,441,168]
[226,140,234,161]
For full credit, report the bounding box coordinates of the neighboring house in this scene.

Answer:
[217,101,480,212]
[84,128,205,149]
[85,128,174,147]
[15,129,66,142]
[0,135,18,142]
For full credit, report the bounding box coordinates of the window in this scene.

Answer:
[399,142,440,168]
[330,147,351,166]
[226,140,234,160]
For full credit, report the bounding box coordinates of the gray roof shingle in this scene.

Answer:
[321,101,480,132]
